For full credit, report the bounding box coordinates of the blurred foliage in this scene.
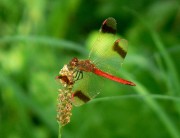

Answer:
[0,0,180,138]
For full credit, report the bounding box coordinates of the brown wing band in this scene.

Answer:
[101,18,117,34]
[73,90,90,103]
[113,39,127,59]
[101,23,116,34]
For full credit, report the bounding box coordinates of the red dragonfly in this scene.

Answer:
[58,17,135,106]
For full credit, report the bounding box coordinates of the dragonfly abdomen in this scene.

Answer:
[93,68,136,86]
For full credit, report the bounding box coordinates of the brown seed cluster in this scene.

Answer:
[56,64,75,126]
[57,89,73,126]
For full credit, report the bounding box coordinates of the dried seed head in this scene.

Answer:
[56,63,76,126]
[57,88,73,126]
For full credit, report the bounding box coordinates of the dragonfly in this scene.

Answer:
[57,17,136,107]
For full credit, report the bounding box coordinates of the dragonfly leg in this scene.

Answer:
[73,70,83,81]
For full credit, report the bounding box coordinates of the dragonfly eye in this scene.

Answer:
[69,57,78,67]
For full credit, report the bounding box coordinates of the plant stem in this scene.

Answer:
[58,123,62,138]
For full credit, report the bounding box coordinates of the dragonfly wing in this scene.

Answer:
[72,71,102,106]
[89,17,128,74]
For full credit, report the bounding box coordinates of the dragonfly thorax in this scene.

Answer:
[69,57,95,72]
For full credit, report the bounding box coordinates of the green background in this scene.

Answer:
[0,0,180,138]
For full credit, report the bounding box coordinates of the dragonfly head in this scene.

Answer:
[69,57,79,68]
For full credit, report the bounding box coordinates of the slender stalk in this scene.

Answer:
[58,123,62,138]
[90,94,180,103]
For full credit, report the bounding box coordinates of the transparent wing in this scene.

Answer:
[88,17,128,74]
[72,71,102,106]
